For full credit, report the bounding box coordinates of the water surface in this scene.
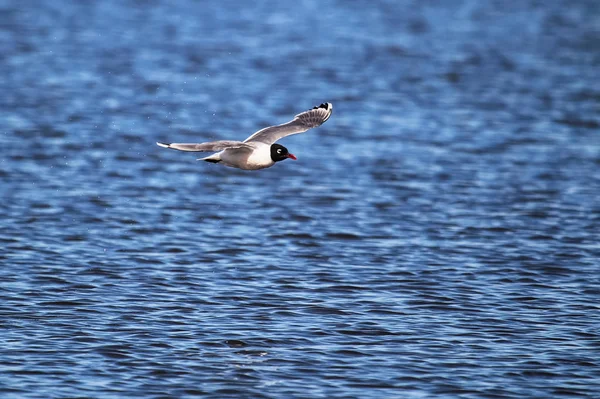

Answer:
[1,0,600,398]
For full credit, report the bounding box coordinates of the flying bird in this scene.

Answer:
[157,102,333,170]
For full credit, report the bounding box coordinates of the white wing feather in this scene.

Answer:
[243,102,333,145]
[156,140,254,152]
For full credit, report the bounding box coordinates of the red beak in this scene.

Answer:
[287,153,297,160]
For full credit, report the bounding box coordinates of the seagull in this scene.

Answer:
[157,102,333,170]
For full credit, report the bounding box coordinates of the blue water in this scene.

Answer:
[2,0,600,398]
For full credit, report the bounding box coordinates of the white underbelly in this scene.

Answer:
[220,144,273,170]
[245,146,274,169]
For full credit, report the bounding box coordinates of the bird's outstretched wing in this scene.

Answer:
[156,140,254,152]
[243,102,333,145]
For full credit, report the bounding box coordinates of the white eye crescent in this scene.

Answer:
[277,149,282,154]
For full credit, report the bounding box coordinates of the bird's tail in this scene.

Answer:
[198,153,221,163]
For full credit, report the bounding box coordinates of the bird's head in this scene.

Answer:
[270,144,297,162]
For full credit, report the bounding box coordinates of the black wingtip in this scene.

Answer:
[312,102,331,110]
[156,142,171,148]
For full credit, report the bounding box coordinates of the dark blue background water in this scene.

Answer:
[1,0,599,397]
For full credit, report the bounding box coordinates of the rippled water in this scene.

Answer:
[2,0,600,398]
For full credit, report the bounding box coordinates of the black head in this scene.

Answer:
[270,144,297,162]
